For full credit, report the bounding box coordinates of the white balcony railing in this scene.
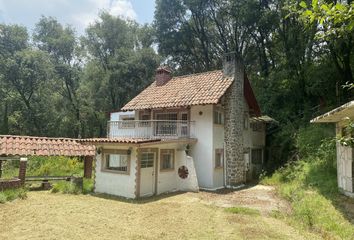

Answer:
[107,120,196,139]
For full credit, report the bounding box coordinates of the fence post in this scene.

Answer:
[84,156,93,179]
[19,157,28,186]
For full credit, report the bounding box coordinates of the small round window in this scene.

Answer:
[178,166,189,179]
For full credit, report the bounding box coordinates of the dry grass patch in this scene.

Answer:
[0,191,319,240]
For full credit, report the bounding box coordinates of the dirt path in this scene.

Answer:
[338,195,354,224]
[194,185,291,215]
[0,187,319,240]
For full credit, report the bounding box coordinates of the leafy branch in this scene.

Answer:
[337,118,354,148]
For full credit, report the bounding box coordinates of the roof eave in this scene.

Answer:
[311,100,354,123]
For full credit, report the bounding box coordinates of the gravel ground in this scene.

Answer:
[0,186,319,240]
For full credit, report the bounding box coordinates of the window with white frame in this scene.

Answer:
[214,108,224,125]
[120,116,135,128]
[215,149,224,168]
[160,149,174,171]
[244,113,249,129]
[155,113,178,135]
[139,111,151,127]
[250,121,263,132]
[103,151,130,173]
[141,152,155,168]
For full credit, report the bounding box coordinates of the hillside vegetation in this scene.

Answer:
[262,125,354,239]
[1,157,93,202]
[2,156,83,179]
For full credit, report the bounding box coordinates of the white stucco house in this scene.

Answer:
[311,100,354,197]
[81,53,270,198]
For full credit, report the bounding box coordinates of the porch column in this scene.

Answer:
[19,157,27,185]
[84,156,93,179]
[0,160,2,178]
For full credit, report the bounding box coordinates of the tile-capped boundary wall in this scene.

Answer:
[0,157,27,191]
[0,178,21,190]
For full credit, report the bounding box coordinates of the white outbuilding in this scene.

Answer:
[311,100,354,197]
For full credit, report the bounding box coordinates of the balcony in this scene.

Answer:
[107,120,196,139]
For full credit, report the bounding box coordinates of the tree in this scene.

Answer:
[294,0,354,102]
[81,12,160,136]
[1,49,54,135]
[33,16,84,137]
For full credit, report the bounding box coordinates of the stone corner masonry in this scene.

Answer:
[223,52,246,187]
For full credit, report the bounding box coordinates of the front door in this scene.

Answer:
[140,152,156,197]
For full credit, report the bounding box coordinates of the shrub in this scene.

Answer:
[0,188,27,203]
[51,181,81,194]
[261,141,354,239]
[0,192,7,203]
[83,179,94,194]
[30,156,83,176]
[2,156,86,179]
[51,178,94,195]
[296,124,334,158]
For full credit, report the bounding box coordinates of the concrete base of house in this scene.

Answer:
[339,188,354,198]
[225,184,245,190]
[199,186,225,191]
[199,184,246,192]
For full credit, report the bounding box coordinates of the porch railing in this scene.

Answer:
[107,120,196,139]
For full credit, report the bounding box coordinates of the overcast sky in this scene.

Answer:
[0,0,155,35]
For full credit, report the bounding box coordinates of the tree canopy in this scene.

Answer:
[0,1,352,168]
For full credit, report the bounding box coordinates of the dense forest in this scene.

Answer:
[0,0,353,169]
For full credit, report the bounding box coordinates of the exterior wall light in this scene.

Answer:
[185,144,190,155]
[96,147,102,155]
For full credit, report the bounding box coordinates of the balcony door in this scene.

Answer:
[180,112,189,137]
[155,113,178,136]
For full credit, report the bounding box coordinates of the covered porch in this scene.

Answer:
[81,137,198,198]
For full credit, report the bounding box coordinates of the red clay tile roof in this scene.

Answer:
[79,138,161,144]
[121,70,234,111]
[244,75,261,116]
[0,135,95,157]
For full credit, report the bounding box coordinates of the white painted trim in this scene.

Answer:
[0,157,21,161]
[20,157,28,162]
[225,184,245,190]
[199,186,225,191]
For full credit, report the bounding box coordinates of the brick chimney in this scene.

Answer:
[222,52,245,187]
[156,66,172,86]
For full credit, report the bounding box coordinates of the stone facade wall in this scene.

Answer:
[223,53,245,186]
[0,178,21,190]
